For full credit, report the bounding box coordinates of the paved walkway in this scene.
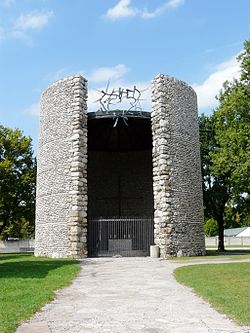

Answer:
[16,258,250,333]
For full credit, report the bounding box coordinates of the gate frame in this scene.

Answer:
[87,216,154,257]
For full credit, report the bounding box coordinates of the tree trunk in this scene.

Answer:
[217,217,225,251]
[0,219,7,236]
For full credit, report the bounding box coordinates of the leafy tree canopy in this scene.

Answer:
[0,125,36,239]
[204,218,218,237]
[200,39,250,250]
[212,40,250,195]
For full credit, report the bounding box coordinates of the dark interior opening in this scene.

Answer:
[87,111,153,217]
[88,111,152,152]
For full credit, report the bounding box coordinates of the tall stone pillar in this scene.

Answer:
[151,74,205,257]
[35,75,88,258]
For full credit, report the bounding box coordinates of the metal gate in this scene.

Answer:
[87,216,154,257]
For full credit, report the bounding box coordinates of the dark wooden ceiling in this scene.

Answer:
[87,111,152,152]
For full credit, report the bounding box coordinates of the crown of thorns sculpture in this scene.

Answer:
[95,82,145,112]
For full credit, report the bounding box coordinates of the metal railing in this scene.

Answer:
[88,216,154,257]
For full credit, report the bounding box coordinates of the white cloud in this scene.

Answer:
[1,0,14,7]
[10,30,32,44]
[105,0,184,21]
[192,55,240,110]
[106,0,137,21]
[0,9,53,44]
[142,0,184,18]
[52,68,69,81]
[45,68,79,84]
[47,64,128,85]
[167,0,184,8]
[14,10,54,31]
[25,102,40,116]
[88,64,128,83]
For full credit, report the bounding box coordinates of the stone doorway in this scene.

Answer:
[87,111,154,256]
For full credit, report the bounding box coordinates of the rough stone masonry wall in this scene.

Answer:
[35,75,88,258]
[151,74,205,258]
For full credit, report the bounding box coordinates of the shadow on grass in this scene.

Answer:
[0,253,32,261]
[0,259,77,279]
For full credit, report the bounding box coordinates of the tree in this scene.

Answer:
[204,218,218,237]
[0,125,36,239]
[211,39,250,244]
[212,39,250,197]
[200,39,250,251]
[199,114,230,251]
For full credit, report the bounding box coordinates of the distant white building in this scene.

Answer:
[236,227,250,237]
[224,227,247,237]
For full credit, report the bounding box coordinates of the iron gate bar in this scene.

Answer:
[87,216,154,257]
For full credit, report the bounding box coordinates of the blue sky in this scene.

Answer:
[0,0,249,151]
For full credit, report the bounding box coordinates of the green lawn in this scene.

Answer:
[174,263,250,325]
[172,250,250,261]
[206,245,250,248]
[0,253,80,333]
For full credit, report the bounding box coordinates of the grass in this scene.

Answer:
[206,245,250,248]
[171,249,250,261]
[0,253,80,333]
[174,263,250,325]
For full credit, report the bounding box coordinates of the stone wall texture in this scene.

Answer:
[35,72,205,259]
[151,74,205,257]
[34,75,88,258]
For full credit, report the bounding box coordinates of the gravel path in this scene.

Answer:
[16,257,250,333]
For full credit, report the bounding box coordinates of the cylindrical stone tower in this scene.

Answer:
[35,72,205,259]
[151,74,205,257]
[35,75,88,258]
